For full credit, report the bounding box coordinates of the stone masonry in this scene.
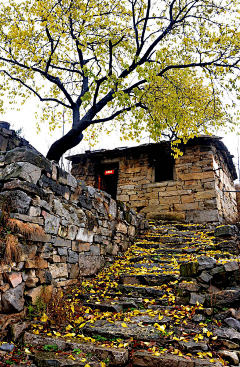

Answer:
[70,136,238,223]
[0,146,148,314]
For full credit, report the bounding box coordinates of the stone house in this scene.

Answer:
[68,136,238,223]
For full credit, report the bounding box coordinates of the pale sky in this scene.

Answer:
[1,97,240,178]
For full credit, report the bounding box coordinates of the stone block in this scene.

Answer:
[181,195,195,204]
[10,213,44,225]
[58,225,68,238]
[79,255,105,276]
[179,171,214,181]
[197,256,216,271]
[190,293,205,305]
[2,162,41,184]
[8,272,22,288]
[67,225,77,240]
[117,195,129,202]
[25,277,39,288]
[56,279,78,287]
[18,244,38,262]
[109,199,117,219]
[40,175,71,198]
[28,206,41,217]
[90,244,101,255]
[76,228,93,243]
[35,270,52,284]
[2,283,25,312]
[53,254,60,262]
[180,262,198,277]
[68,250,79,263]
[69,264,79,279]
[5,147,52,173]
[174,202,198,211]
[79,195,92,210]
[3,179,47,200]
[0,190,31,214]
[26,285,53,304]
[44,213,60,235]
[115,222,128,234]
[72,241,90,252]
[58,248,68,256]
[214,225,238,237]
[199,271,212,283]
[52,237,71,247]
[224,261,239,272]
[194,190,217,201]
[49,263,68,278]
[185,209,219,223]
[67,173,77,189]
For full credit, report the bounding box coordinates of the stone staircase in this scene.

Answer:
[3,220,240,367]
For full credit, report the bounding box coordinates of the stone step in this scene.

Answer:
[83,320,165,342]
[24,332,129,366]
[117,285,170,299]
[131,351,221,367]
[34,351,100,367]
[119,274,178,286]
[82,300,138,312]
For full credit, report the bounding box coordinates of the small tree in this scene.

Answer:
[0,0,239,161]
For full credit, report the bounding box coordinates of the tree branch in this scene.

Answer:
[0,69,72,108]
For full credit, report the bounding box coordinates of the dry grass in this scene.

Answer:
[7,218,44,238]
[46,289,68,325]
[3,234,19,264]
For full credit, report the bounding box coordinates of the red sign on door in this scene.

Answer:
[104,169,114,175]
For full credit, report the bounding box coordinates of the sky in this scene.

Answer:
[1,97,240,179]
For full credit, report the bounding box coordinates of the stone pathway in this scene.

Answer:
[2,220,240,366]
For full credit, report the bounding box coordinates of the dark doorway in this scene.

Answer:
[96,164,119,199]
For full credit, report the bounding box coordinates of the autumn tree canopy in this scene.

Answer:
[0,0,240,161]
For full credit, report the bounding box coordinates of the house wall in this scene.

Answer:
[72,143,238,223]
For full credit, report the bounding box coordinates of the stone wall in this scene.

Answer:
[71,139,238,223]
[0,147,148,313]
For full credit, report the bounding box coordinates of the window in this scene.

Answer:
[154,155,175,182]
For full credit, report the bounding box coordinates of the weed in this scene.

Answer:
[102,357,110,365]
[72,348,83,355]
[43,344,58,352]
[93,335,107,342]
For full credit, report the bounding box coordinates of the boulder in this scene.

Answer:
[2,283,25,312]
[206,289,240,308]
[189,293,205,305]
[218,350,239,365]
[224,261,239,272]
[197,256,216,271]
[214,225,238,237]
[224,317,240,332]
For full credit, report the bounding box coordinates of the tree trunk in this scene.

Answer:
[46,107,90,162]
[46,91,115,162]
[46,129,84,162]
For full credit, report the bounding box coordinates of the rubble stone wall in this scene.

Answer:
[72,143,237,223]
[0,146,148,313]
